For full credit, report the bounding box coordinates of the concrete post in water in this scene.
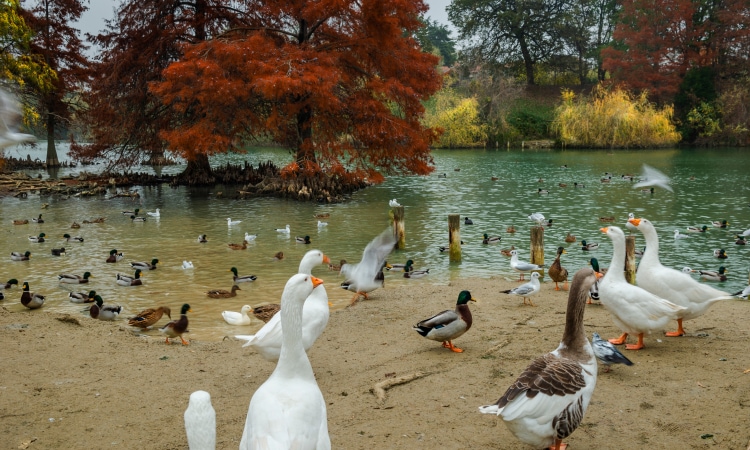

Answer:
[392,206,405,250]
[530,226,544,279]
[625,235,636,285]
[448,214,461,262]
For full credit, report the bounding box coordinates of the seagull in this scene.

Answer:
[340,228,397,305]
[527,212,545,226]
[0,88,36,150]
[591,332,634,372]
[182,261,194,269]
[244,232,258,241]
[147,208,160,217]
[389,199,401,207]
[502,272,541,306]
[509,249,541,281]
[633,164,673,192]
[317,220,328,228]
[674,229,689,239]
[227,218,241,226]
[275,224,291,234]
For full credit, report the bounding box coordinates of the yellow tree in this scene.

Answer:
[424,88,487,148]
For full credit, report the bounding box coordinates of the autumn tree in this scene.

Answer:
[151,0,442,185]
[20,0,89,167]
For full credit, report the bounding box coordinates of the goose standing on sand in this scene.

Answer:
[479,268,599,450]
[240,274,330,450]
[628,217,734,337]
[509,249,540,281]
[413,290,476,353]
[340,228,397,304]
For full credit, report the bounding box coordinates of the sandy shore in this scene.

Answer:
[1,275,749,450]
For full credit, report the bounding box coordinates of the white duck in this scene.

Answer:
[502,272,541,306]
[222,305,253,326]
[628,217,734,337]
[236,250,331,361]
[598,226,686,349]
[184,390,216,450]
[239,273,330,450]
[479,268,599,450]
[340,228,397,304]
[509,249,541,281]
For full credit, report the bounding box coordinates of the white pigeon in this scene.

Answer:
[591,332,633,372]
[502,272,541,306]
[389,199,401,207]
[0,88,36,150]
[227,218,241,226]
[275,224,291,234]
[182,261,194,269]
[633,164,673,192]
[184,390,216,450]
[147,208,160,217]
[340,228,397,305]
[527,212,546,226]
[509,249,541,281]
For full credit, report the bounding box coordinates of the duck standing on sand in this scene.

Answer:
[413,290,476,353]
[20,282,45,309]
[548,247,569,291]
[160,303,191,345]
[128,306,171,329]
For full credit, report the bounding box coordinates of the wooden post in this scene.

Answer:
[392,206,405,249]
[625,235,636,285]
[448,214,461,262]
[530,226,544,279]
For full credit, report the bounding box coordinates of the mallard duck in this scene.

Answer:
[500,245,515,257]
[413,290,476,353]
[527,212,546,226]
[69,290,96,303]
[600,175,612,183]
[385,259,414,272]
[403,264,430,279]
[222,305,253,326]
[340,228,396,304]
[182,260,194,269]
[131,258,159,270]
[592,332,633,373]
[574,182,585,188]
[509,249,540,281]
[713,248,728,259]
[502,272,541,306]
[235,250,332,362]
[437,173,447,178]
[275,224,290,234]
[558,183,567,187]
[581,240,599,251]
[28,233,46,243]
[537,188,550,194]
[130,215,146,222]
[735,235,746,245]
[70,221,80,228]
[589,257,608,275]
[147,208,160,217]
[239,274,329,449]
[20,282,45,309]
[328,259,346,271]
[480,268,599,450]
[62,233,84,243]
[482,233,501,244]
[83,217,106,224]
[230,267,257,283]
[160,303,191,345]
[295,235,311,244]
[506,225,516,233]
[89,295,122,321]
[184,390,217,450]
[686,225,708,233]
[673,229,689,239]
[640,187,654,193]
[491,176,499,181]
[548,246,569,291]
[10,251,31,261]
[464,217,474,225]
[32,214,44,223]
[273,251,284,260]
[122,208,140,215]
[632,218,733,336]
[13,219,29,225]
[227,240,248,250]
[599,216,615,222]
[698,266,728,282]
[116,269,143,286]
[197,234,208,243]
[129,306,171,329]
[207,284,240,299]
[106,249,123,263]
[51,247,66,256]
[712,220,729,228]
[1,279,19,290]
[58,271,92,284]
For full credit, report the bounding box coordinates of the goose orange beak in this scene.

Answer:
[600,227,609,233]
[311,276,324,288]
[629,218,641,226]
[322,255,331,264]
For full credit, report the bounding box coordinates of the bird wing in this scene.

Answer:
[415,309,458,329]
[345,228,397,287]
[633,164,673,192]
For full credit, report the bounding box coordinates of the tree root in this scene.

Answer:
[371,371,431,404]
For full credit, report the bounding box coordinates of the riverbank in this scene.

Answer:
[1,276,748,449]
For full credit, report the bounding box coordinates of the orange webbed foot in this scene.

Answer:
[180,337,189,345]
[443,341,464,353]
[625,333,644,350]
[608,333,628,345]
[665,330,685,337]
[549,439,568,450]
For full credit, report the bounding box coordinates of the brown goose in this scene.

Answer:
[548,246,569,291]
[480,268,599,450]
[160,303,191,345]
[413,290,476,353]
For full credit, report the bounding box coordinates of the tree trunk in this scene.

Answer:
[45,111,59,167]
[518,34,536,85]
[295,104,316,165]
[177,153,214,185]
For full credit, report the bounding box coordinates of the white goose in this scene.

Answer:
[236,250,331,361]
[222,305,253,326]
[509,249,541,281]
[480,268,599,450]
[598,226,685,349]
[629,217,734,337]
[240,273,330,449]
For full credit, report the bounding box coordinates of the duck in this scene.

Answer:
[548,246,569,291]
[686,225,708,233]
[227,240,248,250]
[632,218,733,337]
[499,245,515,257]
[182,261,194,269]
[197,234,208,243]
[227,217,241,226]
[273,251,284,260]
[317,220,328,228]
[106,249,124,263]
[403,261,429,279]
[31,214,44,223]
[491,176,499,181]
[389,199,401,207]
[244,232,258,241]
[131,258,159,270]
[591,332,633,373]
[62,233,84,242]
[89,295,122,321]
[560,164,568,169]
[541,218,554,227]
[184,391,216,450]
[251,304,280,323]
[502,272,541,306]
[239,274,329,449]
[28,233,46,243]
[222,305,253,326]
[328,259,346,271]
[506,225,516,233]
[482,233,501,244]
[599,225,688,347]
[230,267,257,283]
[674,229,689,239]
[713,248,728,259]
[599,216,615,222]
[712,220,729,228]
[147,208,160,217]
[564,233,576,243]
[275,224,291,234]
[20,282,45,309]
[581,240,599,251]
[698,266,728,282]
[69,290,96,303]
[51,247,66,256]
[58,271,92,284]
[509,249,541,282]
[537,188,549,194]
[116,269,143,286]
[296,235,311,244]
[13,219,29,225]
[574,182,585,188]
[236,250,332,361]
[385,259,414,272]
[122,208,140,215]
[437,173,447,178]
[600,175,612,183]
[207,285,240,299]
[589,257,608,275]
[464,217,474,225]
[160,303,191,345]
[83,217,106,224]
[314,213,330,219]
[129,306,172,329]
[735,235,746,245]
[479,268,599,450]
[10,251,31,261]
[1,279,19,290]
[130,215,146,222]
[639,187,655,193]
[527,212,546,226]
[340,228,396,305]
[413,290,476,353]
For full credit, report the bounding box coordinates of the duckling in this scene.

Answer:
[32,214,44,223]
[20,282,45,309]
[295,235,311,244]
[413,290,476,353]
[500,245,515,257]
[713,248,728,259]
[252,304,281,323]
[564,233,576,243]
[548,246,569,291]
[89,295,122,321]
[69,290,96,303]
[207,284,241,299]
[106,249,124,263]
[130,215,146,222]
[197,234,208,243]
[51,247,66,256]
[28,233,46,243]
[2,279,19,290]
[58,271,92,284]
[10,251,31,261]
[128,306,172,329]
[116,269,143,286]
[482,233,501,244]
[131,258,159,270]
[712,220,729,228]
[230,267,257,283]
[228,240,248,250]
[160,303,191,345]
[62,233,84,242]
[506,225,516,233]
[581,240,599,251]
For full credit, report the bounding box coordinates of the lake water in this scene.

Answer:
[2,143,749,341]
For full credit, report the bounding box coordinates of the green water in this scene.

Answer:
[2,144,748,340]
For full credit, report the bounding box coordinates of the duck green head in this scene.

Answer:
[133,269,143,278]
[6,278,18,285]
[702,226,708,231]
[180,303,192,314]
[82,271,92,279]
[87,290,97,298]
[94,295,104,306]
[109,249,118,255]
[581,240,588,246]
[22,281,29,290]
[483,233,489,239]
[151,258,159,265]
[230,267,239,275]
[718,266,727,274]
[38,233,46,238]
[63,233,71,238]
[589,258,600,272]
[406,259,414,266]
[456,290,476,305]
[24,251,31,257]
